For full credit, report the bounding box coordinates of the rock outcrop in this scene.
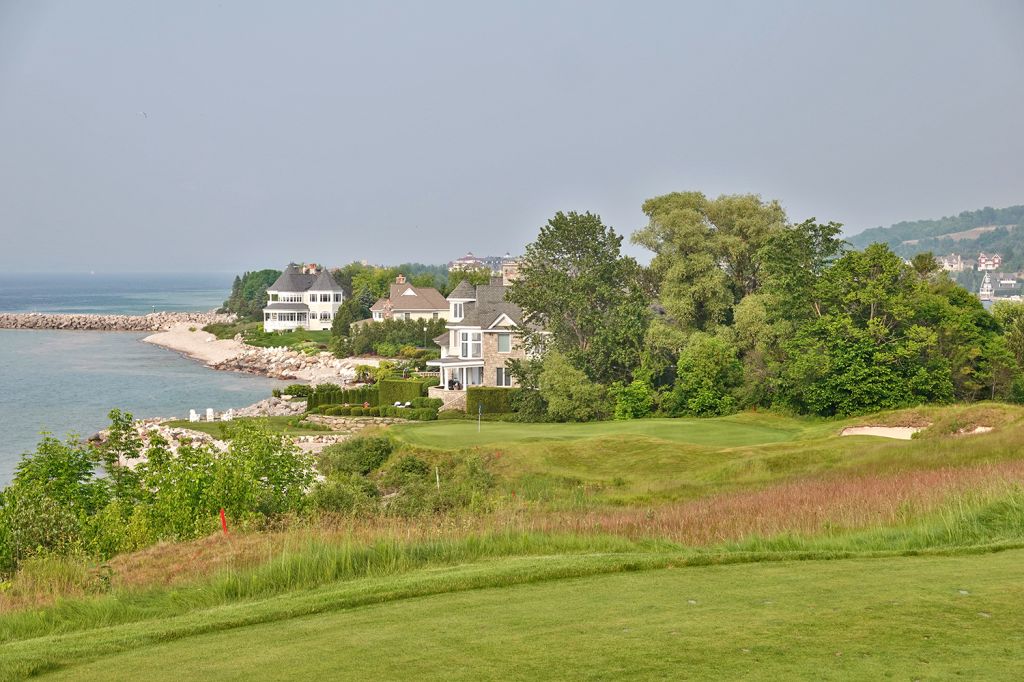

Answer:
[232,397,308,417]
[211,347,380,384]
[0,311,235,331]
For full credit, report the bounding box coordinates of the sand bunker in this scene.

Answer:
[840,426,924,440]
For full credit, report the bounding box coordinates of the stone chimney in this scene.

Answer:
[396,274,406,284]
[501,258,521,285]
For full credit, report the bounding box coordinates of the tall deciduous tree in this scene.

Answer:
[508,211,650,384]
[633,192,787,332]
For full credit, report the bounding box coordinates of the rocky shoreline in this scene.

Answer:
[0,311,235,331]
[210,344,381,383]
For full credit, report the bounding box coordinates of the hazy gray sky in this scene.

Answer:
[1,1,1022,272]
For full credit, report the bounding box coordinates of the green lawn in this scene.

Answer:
[390,409,1024,504]
[392,413,817,449]
[33,549,1024,681]
[203,322,332,350]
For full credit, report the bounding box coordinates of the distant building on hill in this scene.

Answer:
[448,251,522,276]
[369,274,449,322]
[977,253,1003,271]
[262,263,345,332]
[448,252,489,272]
[937,254,965,272]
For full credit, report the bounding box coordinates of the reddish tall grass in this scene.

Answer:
[528,460,1024,545]
[5,460,1022,611]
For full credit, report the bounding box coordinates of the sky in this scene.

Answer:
[0,1,1022,272]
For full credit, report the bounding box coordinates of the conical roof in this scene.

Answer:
[310,268,344,291]
[268,264,314,292]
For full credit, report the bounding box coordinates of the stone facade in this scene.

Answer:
[481,329,526,387]
[429,386,467,410]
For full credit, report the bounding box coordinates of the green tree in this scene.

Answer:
[537,352,608,422]
[633,192,787,332]
[609,380,655,419]
[508,211,651,384]
[445,267,493,296]
[222,269,282,320]
[667,333,742,416]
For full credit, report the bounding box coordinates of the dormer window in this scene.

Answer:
[452,302,464,319]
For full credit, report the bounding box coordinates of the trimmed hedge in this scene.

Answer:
[308,386,378,409]
[379,379,431,406]
[466,386,521,414]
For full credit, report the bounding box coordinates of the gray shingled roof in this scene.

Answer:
[456,282,523,328]
[310,268,345,292]
[448,279,476,300]
[268,264,316,292]
[433,332,449,347]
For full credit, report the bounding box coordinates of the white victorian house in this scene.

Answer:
[263,263,345,332]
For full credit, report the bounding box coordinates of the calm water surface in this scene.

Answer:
[0,273,284,484]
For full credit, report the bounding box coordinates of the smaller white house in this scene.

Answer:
[263,263,345,332]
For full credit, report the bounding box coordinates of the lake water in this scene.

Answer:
[0,273,284,484]
[0,272,231,314]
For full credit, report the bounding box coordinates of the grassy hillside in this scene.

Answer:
[848,204,1024,269]
[3,404,1024,680]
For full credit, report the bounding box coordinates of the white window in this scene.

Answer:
[432,312,439,320]
[373,311,383,320]
[497,333,511,353]
[453,302,464,319]
[495,367,512,387]
[404,312,411,320]
[321,312,331,320]
[334,293,343,302]
[322,293,331,302]
[460,331,482,358]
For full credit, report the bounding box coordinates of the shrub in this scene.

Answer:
[393,454,431,477]
[379,379,430,405]
[366,407,380,417]
[350,407,364,417]
[283,384,313,398]
[309,474,379,514]
[411,397,444,409]
[609,380,654,419]
[538,352,608,422]
[374,342,400,357]
[466,386,521,414]
[325,406,351,416]
[319,436,395,476]
[438,409,465,420]
[667,332,742,416]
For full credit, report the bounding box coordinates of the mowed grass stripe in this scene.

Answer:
[48,549,1024,681]
[389,415,811,450]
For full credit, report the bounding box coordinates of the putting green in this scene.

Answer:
[391,415,810,450]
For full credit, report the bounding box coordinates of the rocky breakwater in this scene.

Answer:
[0,311,235,332]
